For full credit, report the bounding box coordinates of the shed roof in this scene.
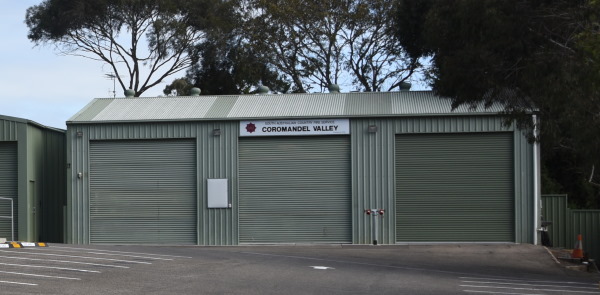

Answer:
[0,114,65,132]
[68,91,505,124]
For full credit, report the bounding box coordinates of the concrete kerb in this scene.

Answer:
[0,241,49,248]
[545,246,599,272]
[545,246,563,265]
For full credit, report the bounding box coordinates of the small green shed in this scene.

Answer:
[66,90,541,245]
[0,115,66,242]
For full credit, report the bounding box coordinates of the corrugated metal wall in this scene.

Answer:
[66,121,238,245]
[24,126,44,242]
[542,195,600,259]
[351,119,396,244]
[0,118,66,242]
[513,129,536,243]
[40,130,66,242]
[67,115,535,245]
[197,123,238,246]
[572,211,600,259]
[352,116,535,244]
[23,124,66,242]
[0,118,19,141]
[541,195,571,248]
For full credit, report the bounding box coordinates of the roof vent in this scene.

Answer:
[124,89,135,98]
[257,85,270,94]
[328,84,340,93]
[399,82,412,91]
[190,87,201,96]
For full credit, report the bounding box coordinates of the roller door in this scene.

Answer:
[0,142,17,240]
[239,136,351,243]
[89,140,196,244]
[396,133,514,242]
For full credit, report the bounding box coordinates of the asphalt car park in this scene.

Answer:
[1,244,599,294]
[0,244,191,294]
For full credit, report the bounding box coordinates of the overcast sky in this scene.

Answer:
[0,1,165,129]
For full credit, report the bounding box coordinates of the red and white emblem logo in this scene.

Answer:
[245,123,257,133]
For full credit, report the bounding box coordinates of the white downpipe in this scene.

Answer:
[532,114,541,245]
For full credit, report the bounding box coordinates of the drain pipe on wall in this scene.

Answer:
[533,114,541,245]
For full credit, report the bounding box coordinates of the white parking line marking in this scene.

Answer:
[23,248,173,261]
[85,251,174,261]
[50,246,192,258]
[460,277,597,286]
[464,290,542,295]
[460,284,600,294]
[0,280,38,286]
[1,251,152,264]
[0,270,80,280]
[462,280,599,290]
[0,255,130,268]
[0,262,100,273]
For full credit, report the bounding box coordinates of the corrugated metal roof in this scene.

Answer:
[92,96,217,121]
[228,93,346,118]
[67,91,506,123]
[0,114,65,132]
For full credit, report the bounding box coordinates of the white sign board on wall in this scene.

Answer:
[239,119,350,137]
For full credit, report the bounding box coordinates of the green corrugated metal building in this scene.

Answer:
[65,90,541,245]
[0,115,66,242]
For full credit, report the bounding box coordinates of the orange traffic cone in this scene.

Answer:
[572,234,584,259]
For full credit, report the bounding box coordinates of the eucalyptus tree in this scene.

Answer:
[394,0,600,206]
[26,0,214,97]
[160,0,290,95]
[244,0,420,92]
[344,0,418,91]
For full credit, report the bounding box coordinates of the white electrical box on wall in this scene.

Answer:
[207,179,229,208]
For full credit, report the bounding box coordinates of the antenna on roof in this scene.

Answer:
[104,73,118,98]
